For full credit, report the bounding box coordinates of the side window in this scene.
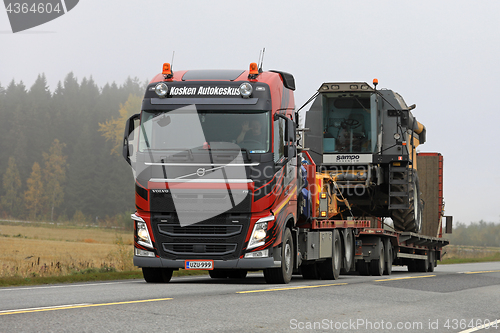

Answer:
[273,118,285,163]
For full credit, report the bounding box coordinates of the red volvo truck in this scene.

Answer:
[123,64,450,284]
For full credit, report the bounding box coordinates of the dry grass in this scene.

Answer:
[0,223,132,244]
[443,245,500,259]
[0,223,138,279]
[440,245,500,264]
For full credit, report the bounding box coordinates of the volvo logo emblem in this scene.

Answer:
[196,168,206,177]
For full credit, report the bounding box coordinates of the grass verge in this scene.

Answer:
[439,252,500,265]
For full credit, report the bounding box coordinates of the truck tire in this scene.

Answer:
[428,251,435,272]
[209,269,229,279]
[142,267,173,283]
[319,229,342,280]
[341,229,354,274]
[264,228,294,284]
[384,238,393,276]
[370,239,385,276]
[392,172,422,233]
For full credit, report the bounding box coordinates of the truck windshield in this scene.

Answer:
[139,108,271,154]
[322,93,377,154]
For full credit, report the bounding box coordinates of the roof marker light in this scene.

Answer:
[249,62,259,75]
[162,63,172,75]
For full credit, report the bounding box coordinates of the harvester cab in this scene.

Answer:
[303,80,427,233]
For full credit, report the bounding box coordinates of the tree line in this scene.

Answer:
[0,73,145,226]
[448,221,500,247]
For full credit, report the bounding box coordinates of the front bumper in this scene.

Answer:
[134,255,280,269]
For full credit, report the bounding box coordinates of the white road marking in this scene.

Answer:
[0,304,90,314]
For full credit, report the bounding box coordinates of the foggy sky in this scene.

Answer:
[1,0,499,224]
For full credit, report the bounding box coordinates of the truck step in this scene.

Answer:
[389,179,409,185]
[389,191,409,197]
[389,203,410,210]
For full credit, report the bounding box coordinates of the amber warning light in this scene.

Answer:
[163,63,172,75]
[249,62,259,75]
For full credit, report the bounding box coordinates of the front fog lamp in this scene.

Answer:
[239,82,253,98]
[244,249,269,258]
[155,83,168,97]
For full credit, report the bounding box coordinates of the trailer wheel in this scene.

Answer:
[209,269,229,279]
[142,267,173,283]
[264,228,294,284]
[227,270,248,279]
[341,229,354,274]
[428,251,435,272]
[384,238,393,276]
[319,229,342,280]
[370,239,385,276]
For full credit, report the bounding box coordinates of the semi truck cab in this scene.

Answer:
[123,63,299,283]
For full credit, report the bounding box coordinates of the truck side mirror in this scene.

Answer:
[123,113,140,165]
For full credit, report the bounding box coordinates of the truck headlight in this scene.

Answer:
[132,213,153,249]
[239,82,253,98]
[248,215,274,249]
[155,83,168,97]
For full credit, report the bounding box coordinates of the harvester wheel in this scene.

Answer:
[392,172,422,233]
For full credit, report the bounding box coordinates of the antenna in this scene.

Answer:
[171,51,175,70]
[258,47,265,73]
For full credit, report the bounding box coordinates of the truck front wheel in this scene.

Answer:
[264,228,294,284]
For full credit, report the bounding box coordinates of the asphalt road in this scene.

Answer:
[1,262,499,333]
